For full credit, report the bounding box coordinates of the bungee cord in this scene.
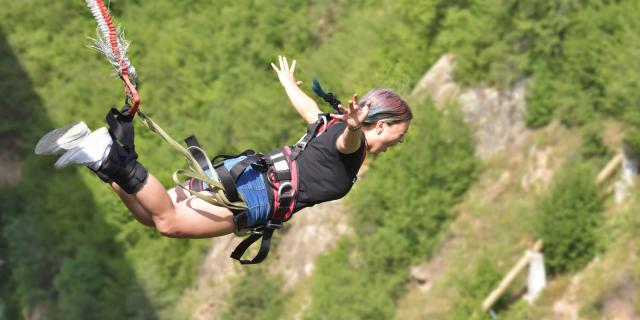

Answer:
[85,0,140,113]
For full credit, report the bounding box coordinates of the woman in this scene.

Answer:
[35,56,412,258]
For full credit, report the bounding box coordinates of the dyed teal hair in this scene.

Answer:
[358,89,412,124]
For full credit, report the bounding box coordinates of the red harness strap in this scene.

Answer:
[269,146,298,222]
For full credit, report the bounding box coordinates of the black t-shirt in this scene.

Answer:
[294,121,366,211]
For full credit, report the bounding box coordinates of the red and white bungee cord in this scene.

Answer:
[85,0,140,114]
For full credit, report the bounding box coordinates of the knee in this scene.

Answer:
[153,215,181,238]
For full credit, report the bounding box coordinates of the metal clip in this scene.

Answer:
[296,140,308,151]
[265,221,282,230]
[278,181,293,196]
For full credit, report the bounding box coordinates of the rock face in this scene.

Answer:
[181,235,244,320]
[411,53,460,108]
[413,53,530,159]
[273,200,352,290]
[521,145,555,192]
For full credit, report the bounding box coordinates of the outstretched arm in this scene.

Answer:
[331,93,370,154]
[272,55,321,124]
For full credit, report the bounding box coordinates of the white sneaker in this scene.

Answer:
[35,121,92,155]
[54,127,113,170]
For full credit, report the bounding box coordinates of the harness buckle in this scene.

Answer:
[251,158,269,172]
[295,140,308,151]
[319,115,328,133]
[278,181,294,197]
[265,221,282,230]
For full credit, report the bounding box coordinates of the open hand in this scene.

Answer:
[330,93,370,130]
[271,55,303,88]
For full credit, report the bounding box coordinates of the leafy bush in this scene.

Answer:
[219,266,286,320]
[452,254,505,320]
[580,124,611,166]
[305,240,401,320]
[535,163,603,274]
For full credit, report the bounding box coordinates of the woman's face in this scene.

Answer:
[367,120,410,153]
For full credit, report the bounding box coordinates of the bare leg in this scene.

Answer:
[112,183,155,226]
[112,173,236,238]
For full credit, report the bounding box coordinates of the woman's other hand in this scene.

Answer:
[271,55,302,88]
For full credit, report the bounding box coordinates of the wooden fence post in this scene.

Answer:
[481,240,543,312]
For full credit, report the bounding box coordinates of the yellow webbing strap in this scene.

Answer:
[136,110,248,211]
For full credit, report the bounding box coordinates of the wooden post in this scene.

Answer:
[481,240,543,312]
[596,153,623,185]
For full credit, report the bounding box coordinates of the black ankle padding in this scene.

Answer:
[114,162,148,194]
[99,155,148,194]
[92,168,113,184]
[96,139,148,194]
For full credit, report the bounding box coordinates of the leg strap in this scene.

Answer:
[230,223,279,264]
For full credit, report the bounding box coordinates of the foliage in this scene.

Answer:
[580,123,611,166]
[451,254,506,320]
[499,300,540,320]
[219,266,286,320]
[305,239,405,320]
[535,163,603,274]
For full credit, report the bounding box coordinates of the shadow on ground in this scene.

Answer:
[0,27,157,320]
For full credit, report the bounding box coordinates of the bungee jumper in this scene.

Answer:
[34,0,412,264]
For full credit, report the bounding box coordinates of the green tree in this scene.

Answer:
[535,163,603,274]
[452,254,505,320]
[219,266,286,320]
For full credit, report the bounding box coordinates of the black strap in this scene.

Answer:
[211,149,255,165]
[230,222,280,264]
[213,154,264,203]
[229,154,262,180]
[290,116,326,160]
[232,210,248,231]
[105,106,136,150]
[184,135,210,171]
[214,165,241,202]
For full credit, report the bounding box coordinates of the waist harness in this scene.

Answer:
[186,114,341,264]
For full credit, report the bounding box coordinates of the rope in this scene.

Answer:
[137,111,248,210]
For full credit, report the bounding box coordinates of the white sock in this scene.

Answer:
[89,139,113,171]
